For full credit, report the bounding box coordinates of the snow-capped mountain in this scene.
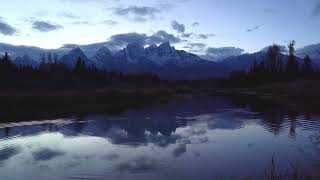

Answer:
[58,47,93,68]
[296,44,320,64]
[92,47,112,69]
[13,55,39,68]
[87,42,230,79]
[3,41,320,79]
[220,50,307,71]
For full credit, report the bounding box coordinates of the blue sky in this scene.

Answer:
[0,0,319,56]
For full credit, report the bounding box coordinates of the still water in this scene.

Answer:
[0,95,319,180]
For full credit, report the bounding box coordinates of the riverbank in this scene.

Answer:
[0,79,319,122]
[0,88,174,121]
[215,80,320,113]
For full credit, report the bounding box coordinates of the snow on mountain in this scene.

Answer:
[220,50,305,71]
[58,47,94,68]
[296,44,320,63]
[13,55,39,68]
[4,41,320,79]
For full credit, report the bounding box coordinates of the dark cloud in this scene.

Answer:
[0,19,17,36]
[106,31,181,49]
[113,6,161,21]
[181,33,193,38]
[246,25,261,32]
[197,33,215,39]
[32,148,65,161]
[62,44,78,48]
[181,33,214,40]
[32,21,63,32]
[204,47,245,61]
[192,22,200,27]
[148,30,181,44]
[173,144,186,157]
[171,20,185,33]
[0,147,21,162]
[108,32,148,47]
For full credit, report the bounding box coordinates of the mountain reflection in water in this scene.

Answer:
[0,95,319,180]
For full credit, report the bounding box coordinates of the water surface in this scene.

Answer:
[0,95,319,179]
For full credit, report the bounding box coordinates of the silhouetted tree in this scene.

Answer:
[286,40,299,78]
[301,55,313,76]
[265,44,281,73]
[75,57,86,73]
[47,52,53,64]
[53,53,58,64]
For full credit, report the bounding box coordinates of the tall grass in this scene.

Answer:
[265,156,312,180]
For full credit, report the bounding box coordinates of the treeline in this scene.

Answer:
[0,52,161,90]
[226,41,319,87]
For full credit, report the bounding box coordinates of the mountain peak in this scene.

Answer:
[68,47,87,60]
[71,47,83,53]
[159,42,172,48]
[96,46,110,55]
[94,46,111,62]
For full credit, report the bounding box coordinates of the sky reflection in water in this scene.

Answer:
[0,96,319,180]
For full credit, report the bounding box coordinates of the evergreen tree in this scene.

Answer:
[265,44,281,73]
[53,53,58,64]
[47,52,53,64]
[0,52,14,74]
[286,40,299,78]
[75,57,86,73]
[302,54,313,75]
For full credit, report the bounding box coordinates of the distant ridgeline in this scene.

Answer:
[4,42,230,80]
[0,41,319,89]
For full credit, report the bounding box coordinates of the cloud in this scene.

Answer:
[72,21,90,25]
[197,33,215,39]
[246,25,261,32]
[106,30,181,49]
[183,43,206,53]
[108,32,148,47]
[171,20,185,33]
[101,20,118,25]
[148,30,181,44]
[181,33,193,38]
[58,12,80,19]
[0,147,21,162]
[32,21,63,32]
[32,148,65,161]
[181,33,214,40]
[0,19,17,36]
[115,156,159,173]
[204,47,245,61]
[113,6,161,21]
[192,22,200,27]
[173,144,186,157]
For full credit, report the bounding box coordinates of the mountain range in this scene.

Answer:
[1,42,320,80]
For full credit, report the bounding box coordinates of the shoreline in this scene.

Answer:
[0,80,319,122]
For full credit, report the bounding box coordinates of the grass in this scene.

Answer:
[265,156,312,180]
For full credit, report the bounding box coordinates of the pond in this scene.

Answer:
[0,95,319,180]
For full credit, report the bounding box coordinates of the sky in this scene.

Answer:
[0,0,320,59]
